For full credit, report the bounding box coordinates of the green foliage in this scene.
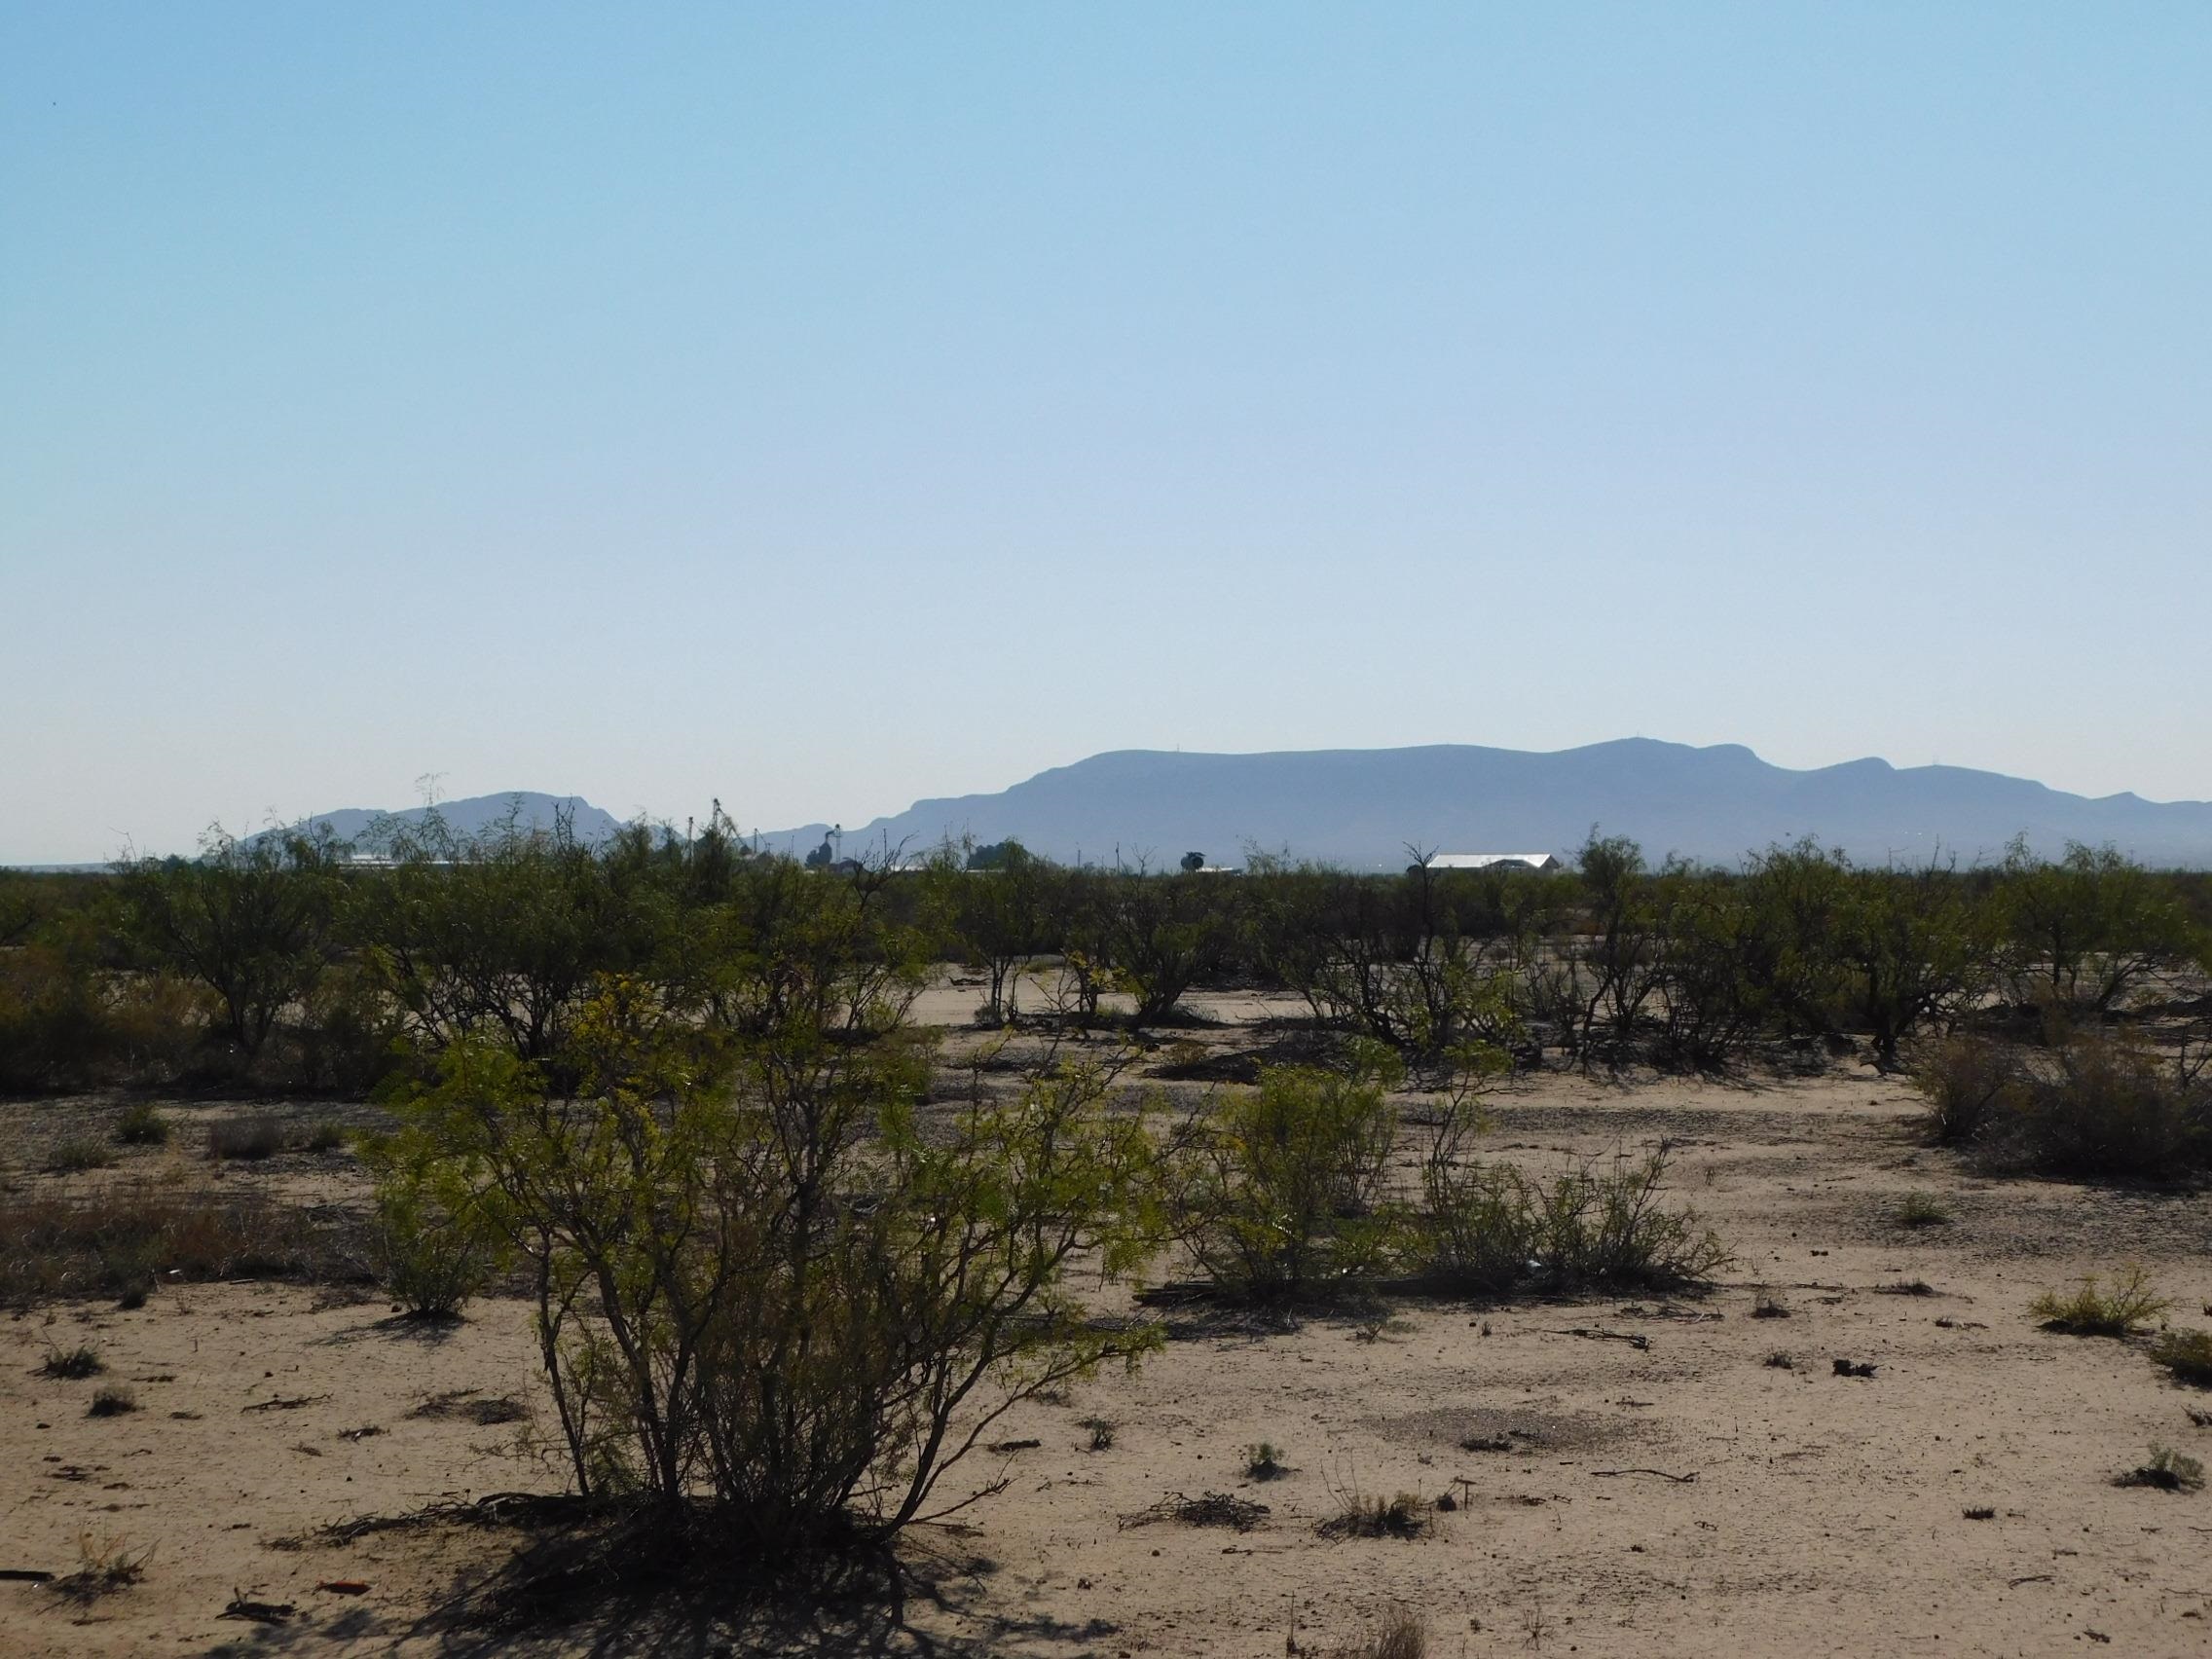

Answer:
[117,827,343,1056]
[2002,838,2201,1014]
[2031,1264,2169,1337]
[383,976,1163,1557]
[1168,1045,1406,1300]
[365,1134,504,1318]
[1245,1441,1285,1479]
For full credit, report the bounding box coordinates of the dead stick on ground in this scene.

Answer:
[2008,1574,2053,1588]
[243,1394,330,1413]
[1592,1468,1697,1484]
[1539,1328,1651,1351]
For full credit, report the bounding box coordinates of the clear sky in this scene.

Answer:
[4,4,2208,862]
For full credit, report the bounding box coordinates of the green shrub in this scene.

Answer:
[2032,1265,2169,1337]
[1245,1441,1285,1480]
[113,1103,169,1146]
[2149,1328,2212,1388]
[378,978,1163,1560]
[367,1149,504,1319]
[305,1120,347,1154]
[1167,1047,1404,1301]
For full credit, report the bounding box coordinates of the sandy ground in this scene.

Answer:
[5,998,2211,1656]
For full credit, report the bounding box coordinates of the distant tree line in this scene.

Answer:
[2,810,2210,1095]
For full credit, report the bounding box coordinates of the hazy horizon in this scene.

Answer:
[7,6,2209,863]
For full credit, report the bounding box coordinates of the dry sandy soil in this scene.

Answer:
[5,990,2211,1656]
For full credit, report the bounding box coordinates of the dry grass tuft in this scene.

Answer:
[206,1116,285,1161]
[53,1532,149,1604]
[1326,1605,1426,1659]
[87,1382,137,1417]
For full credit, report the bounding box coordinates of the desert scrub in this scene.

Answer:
[1413,1142,1728,1296]
[2150,1328,2212,1388]
[1166,1044,1406,1301]
[39,1343,104,1379]
[1910,1035,2020,1147]
[205,1115,284,1161]
[2032,1265,2168,1337]
[0,1181,354,1306]
[304,1119,347,1154]
[1319,1485,1432,1540]
[113,1103,169,1147]
[54,1532,149,1604]
[377,976,1163,1561]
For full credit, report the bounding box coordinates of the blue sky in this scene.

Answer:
[4,4,2207,861]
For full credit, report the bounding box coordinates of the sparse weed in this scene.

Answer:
[305,1120,347,1154]
[1894,1193,1951,1229]
[2032,1265,2168,1337]
[2116,1445,2204,1493]
[38,1343,103,1379]
[1081,1417,1117,1452]
[1751,1288,1791,1319]
[1245,1441,1285,1480]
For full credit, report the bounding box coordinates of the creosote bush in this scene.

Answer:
[381,976,1164,1560]
[1168,1044,1405,1301]
[2031,1265,2169,1337]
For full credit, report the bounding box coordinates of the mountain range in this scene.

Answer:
[758,740,2212,870]
[284,792,625,849]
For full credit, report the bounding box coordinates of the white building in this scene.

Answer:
[1424,853,1561,872]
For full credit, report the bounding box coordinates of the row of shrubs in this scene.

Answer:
[4,814,2210,1094]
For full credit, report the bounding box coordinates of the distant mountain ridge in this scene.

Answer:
[763,740,2212,870]
[280,792,624,849]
